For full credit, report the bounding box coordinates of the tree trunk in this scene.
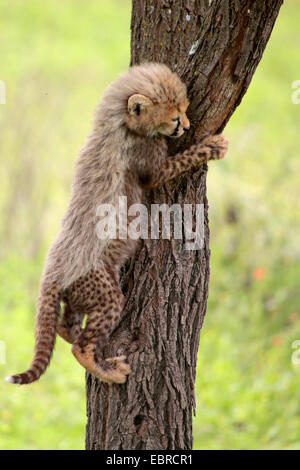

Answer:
[85,0,283,450]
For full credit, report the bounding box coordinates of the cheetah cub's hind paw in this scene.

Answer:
[72,344,131,384]
[202,134,229,160]
[105,356,132,384]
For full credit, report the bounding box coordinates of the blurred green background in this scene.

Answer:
[0,0,299,450]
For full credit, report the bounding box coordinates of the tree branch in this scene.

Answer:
[85,0,283,450]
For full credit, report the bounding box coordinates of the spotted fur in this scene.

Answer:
[6,63,228,385]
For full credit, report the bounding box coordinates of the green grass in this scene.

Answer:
[0,0,299,450]
[0,0,131,451]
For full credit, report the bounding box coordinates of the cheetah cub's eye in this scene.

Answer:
[157,108,190,139]
[158,99,190,138]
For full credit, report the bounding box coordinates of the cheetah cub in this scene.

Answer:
[7,63,228,385]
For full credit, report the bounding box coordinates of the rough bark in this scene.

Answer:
[85,0,283,450]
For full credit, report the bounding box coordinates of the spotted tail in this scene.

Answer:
[6,283,61,385]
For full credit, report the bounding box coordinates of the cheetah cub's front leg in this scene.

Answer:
[65,268,131,384]
[140,134,228,189]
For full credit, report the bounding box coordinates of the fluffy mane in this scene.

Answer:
[94,63,187,130]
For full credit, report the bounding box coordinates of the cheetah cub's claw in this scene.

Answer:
[202,134,229,160]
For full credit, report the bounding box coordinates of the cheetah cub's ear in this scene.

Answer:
[128,94,153,116]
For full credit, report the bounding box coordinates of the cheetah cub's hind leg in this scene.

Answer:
[71,268,131,384]
[57,298,84,344]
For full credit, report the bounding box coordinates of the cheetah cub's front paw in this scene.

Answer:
[202,134,229,160]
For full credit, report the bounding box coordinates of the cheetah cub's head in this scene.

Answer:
[124,63,190,138]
